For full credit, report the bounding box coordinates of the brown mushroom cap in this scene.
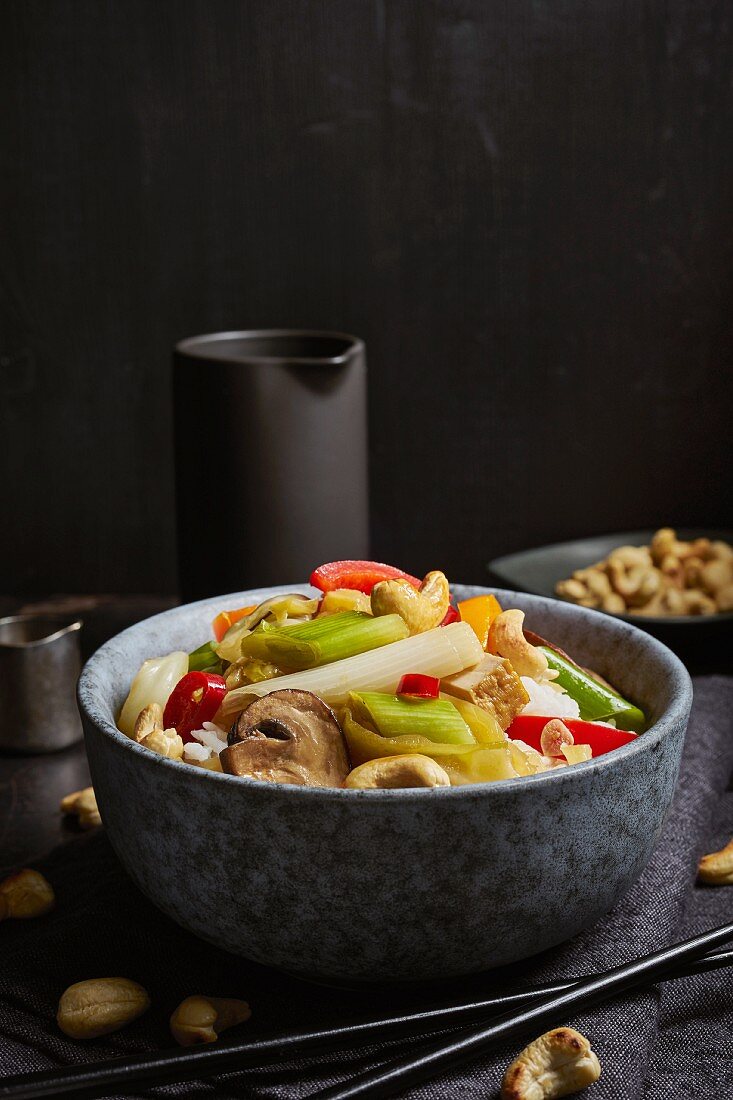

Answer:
[220,689,350,788]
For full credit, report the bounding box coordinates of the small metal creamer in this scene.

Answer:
[0,615,83,753]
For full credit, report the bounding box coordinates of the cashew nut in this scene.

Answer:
[650,527,686,563]
[601,592,626,613]
[711,540,733,562]
[679,590,716,616]
[509,741,556,774]
[133,704,184,759]
[556,579,587,601]
[57,978,151,1039]
[490,610,548,679]
[698,838,733,885]
[141,727,184,759]
[371,571,449,635]
[344,754,451,789]
[170,995,252,1046]
[133,703,165,742]
[0,868,55,920]
[558,529,733,618]
[715,584,733,612]
[607,561,660,606]
[60,787,102,830]
[608,545,652,568]
[540,719,574,758]
[561,743,592,765]
[583,571,611,599]
[501,1026,601,1100]
[189,752,224,772]
[700,559,733,596]
[682,555,704,587]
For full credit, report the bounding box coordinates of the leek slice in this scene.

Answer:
[350,691,475,745]
[220,621,484,719]
[238,612,408,672]
[445,694,507,744]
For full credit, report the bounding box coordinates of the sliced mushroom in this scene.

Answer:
[220,689,350,788]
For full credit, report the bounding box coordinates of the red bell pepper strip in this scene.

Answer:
[397,673,441,699]
[310,560,421,595]
[440,604,461,626]
[163,671,227,742]
[506,715,637,757]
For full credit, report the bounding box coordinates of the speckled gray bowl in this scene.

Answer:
[77,585,692,983]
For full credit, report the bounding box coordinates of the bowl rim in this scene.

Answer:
[77,583,693,800]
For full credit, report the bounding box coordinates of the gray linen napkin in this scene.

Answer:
[0,675,731,1099]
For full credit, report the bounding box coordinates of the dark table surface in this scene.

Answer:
[0,596,175,875]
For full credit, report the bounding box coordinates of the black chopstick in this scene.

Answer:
[308,921,733,1099]
[2,938,731,1100]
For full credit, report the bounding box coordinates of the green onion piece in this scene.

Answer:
[239,623,321,670]
[188,642,224,674]
[283,612,409,665]
[239,612,409,672]
[349,691,475,745]
[539,646,646,732]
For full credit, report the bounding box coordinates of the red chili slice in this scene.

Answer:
[310,560,421,595]
[163,671,227,742]
[397,674,441,699]
[506,715,637,757]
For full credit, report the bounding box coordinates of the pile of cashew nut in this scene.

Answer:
[556,529,733,617]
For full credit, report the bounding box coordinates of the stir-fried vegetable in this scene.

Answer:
[188,642,223,674]
[212,604,257,642]
[539,647,646,732]
[118,651,189,737]
[163,672,227,742]
[507,715,638,756]
[219,621,484,718]
[120,557,648,790]
[457,594,502,648]
[236,612,409,672]
[310,560,421,595]
[340,708,515,784]
[398,673,441,698]
[446,694,507,744]
[215,594,319,663]
[349,691,475,745]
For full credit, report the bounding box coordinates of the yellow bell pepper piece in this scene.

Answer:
[458,594,502,649]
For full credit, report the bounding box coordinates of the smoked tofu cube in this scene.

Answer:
[441,655,529,730]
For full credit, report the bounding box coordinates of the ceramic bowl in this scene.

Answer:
[77,585,692,983]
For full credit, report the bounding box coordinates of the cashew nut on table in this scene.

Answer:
[501,1026,601,1099]
[57,978,151,1039]
[169,995,252,1046]
[0,868,55,920]
[60,787,102,829]
[698,838,733,885]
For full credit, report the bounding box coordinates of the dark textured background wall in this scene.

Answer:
[2,0,732,596]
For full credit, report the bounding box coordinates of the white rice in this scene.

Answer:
[183,741,213,762]
[520,676,580,720]
[189,722,228,755]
